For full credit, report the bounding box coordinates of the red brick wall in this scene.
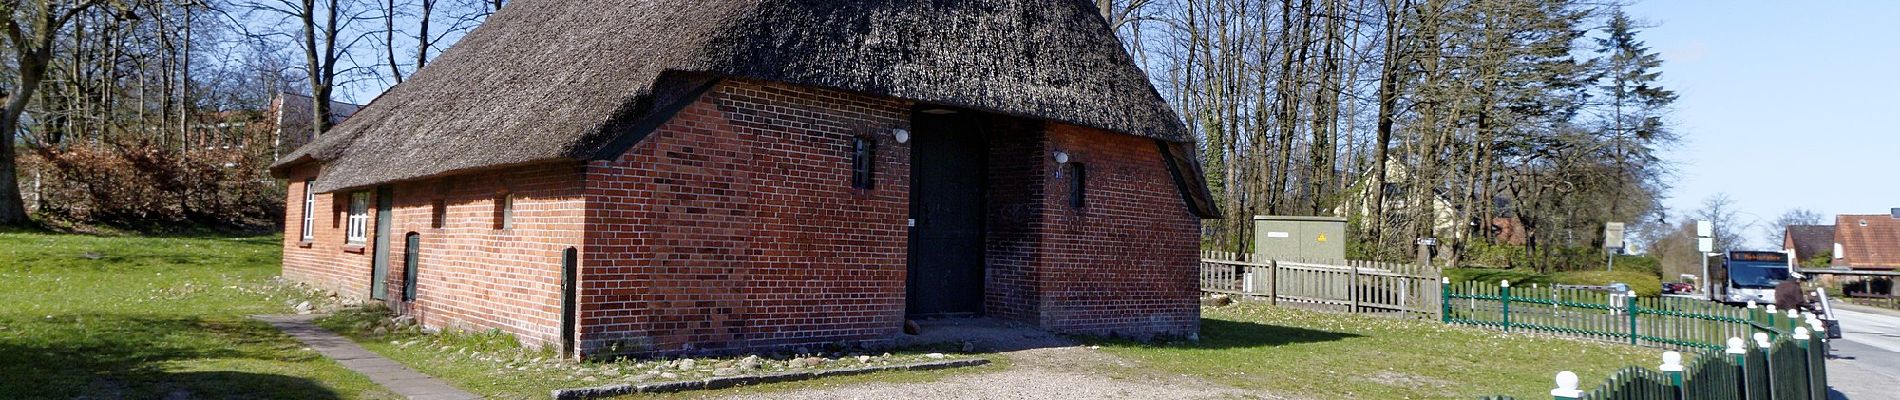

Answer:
[578,79,914,356]
[1023,123,1201,338]
[981,117,1047,322]
[281,163,587,348]
[282,79,1200,357]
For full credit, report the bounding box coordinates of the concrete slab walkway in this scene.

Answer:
[255,314,479,400]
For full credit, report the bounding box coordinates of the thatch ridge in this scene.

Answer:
[276,0,1190,193]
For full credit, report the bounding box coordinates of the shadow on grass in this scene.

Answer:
[1084,318,1362,350]
[0,313,341,399]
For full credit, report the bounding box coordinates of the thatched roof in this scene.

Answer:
[274,0,1191,194]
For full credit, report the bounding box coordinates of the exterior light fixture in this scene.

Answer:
[1053,151,1070,164]
[893,128,910,144]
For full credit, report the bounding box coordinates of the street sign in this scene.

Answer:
[1697,237,1714,253]
[1696,220,1713,238]
[1603,222,1626,249]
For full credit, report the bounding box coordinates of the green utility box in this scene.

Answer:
[1253,215,1347,261]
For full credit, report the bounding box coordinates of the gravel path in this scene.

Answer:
[714,319,1277,400]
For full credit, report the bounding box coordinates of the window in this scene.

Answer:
[1068,163,1087,208]
[495,193,514,230]
[346,191,370,244]
[300,179,316,242]
[851,136,876,189]
[430,200,447,229]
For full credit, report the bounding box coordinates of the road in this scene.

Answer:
[1823,304,1900,399]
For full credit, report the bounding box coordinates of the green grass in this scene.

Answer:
[316,305,996,399]
[1093,303,1660,399]
[0,230,396,399]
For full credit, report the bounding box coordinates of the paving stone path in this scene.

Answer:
[255,314,480,400]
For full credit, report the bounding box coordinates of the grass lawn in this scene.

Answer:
[1094,302,1660,399]
[0,230,396,399]
[316,305,1001,399]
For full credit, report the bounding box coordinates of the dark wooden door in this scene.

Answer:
[371,186,393,300]
[907,113,987,317]
[401,233,420,302]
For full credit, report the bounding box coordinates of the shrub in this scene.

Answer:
[19,139,283,231]
[1446,267,1551,287]
[1553,270,1663,297]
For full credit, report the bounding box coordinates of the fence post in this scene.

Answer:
[1501,280,1512,333]
[1659,351,1684,400]
[1440,277,1451,323]
[1349,263,1361,313]
[1551,371,1583,400]
[1755,332,1775,400]
[1785,309,1800,334]
[1793,327,1818,400]
[1626,290,1640,345]
[1268,259,1279,306]
[1728,337,1749,400]
[1803,320,1829,400]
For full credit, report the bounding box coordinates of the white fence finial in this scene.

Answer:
[1747,300,1758,309]
[1766,304,1778,314]
[1551,371,1583,399]
[1794,327,1812,341]
[1501,279,1511,288]
[1726,337,1748,354]
[1659,351,1684,372]
[1753,332,1772,349]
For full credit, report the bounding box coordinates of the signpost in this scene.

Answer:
[1604,222,1626,271]
[1696,220,1715,296]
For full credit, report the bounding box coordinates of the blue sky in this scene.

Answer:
[1623,1,1899,246]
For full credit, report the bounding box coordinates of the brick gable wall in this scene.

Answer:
[578,79,914,355]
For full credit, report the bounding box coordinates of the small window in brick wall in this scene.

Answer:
[430,200,447,229]
[1068,162,1087,208]
[346,191,370,243]
[851,136,876,189]
[495,193,514,230]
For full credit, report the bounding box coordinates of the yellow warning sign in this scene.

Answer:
[1316,233,1327,242]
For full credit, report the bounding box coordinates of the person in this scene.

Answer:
[1774,279,1806,311]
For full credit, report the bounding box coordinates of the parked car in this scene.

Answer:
[1662,282,1697,295]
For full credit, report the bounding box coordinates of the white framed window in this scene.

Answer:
[300,179,316,242]
[347,191,370,244]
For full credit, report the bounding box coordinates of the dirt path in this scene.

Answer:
[713,319,1276,400]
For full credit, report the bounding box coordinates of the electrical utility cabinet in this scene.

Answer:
[1252,215,1348,262]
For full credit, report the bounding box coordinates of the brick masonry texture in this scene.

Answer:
[281,163,587,348]
[280,78,1201,358]
[577,79,914,355]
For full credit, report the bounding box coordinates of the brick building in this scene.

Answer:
[268,0,1218,358]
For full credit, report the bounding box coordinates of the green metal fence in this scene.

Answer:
[1452,279,1831,400]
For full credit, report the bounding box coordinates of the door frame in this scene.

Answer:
[904,110,989,318]
[370,186,393,300]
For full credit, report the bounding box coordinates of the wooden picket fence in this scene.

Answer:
[1199,251,1442,319]
[1453,280,1832,400]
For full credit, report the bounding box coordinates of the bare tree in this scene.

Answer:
[1,0,109,226]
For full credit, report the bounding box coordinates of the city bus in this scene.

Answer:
[1710,250,1795,305]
